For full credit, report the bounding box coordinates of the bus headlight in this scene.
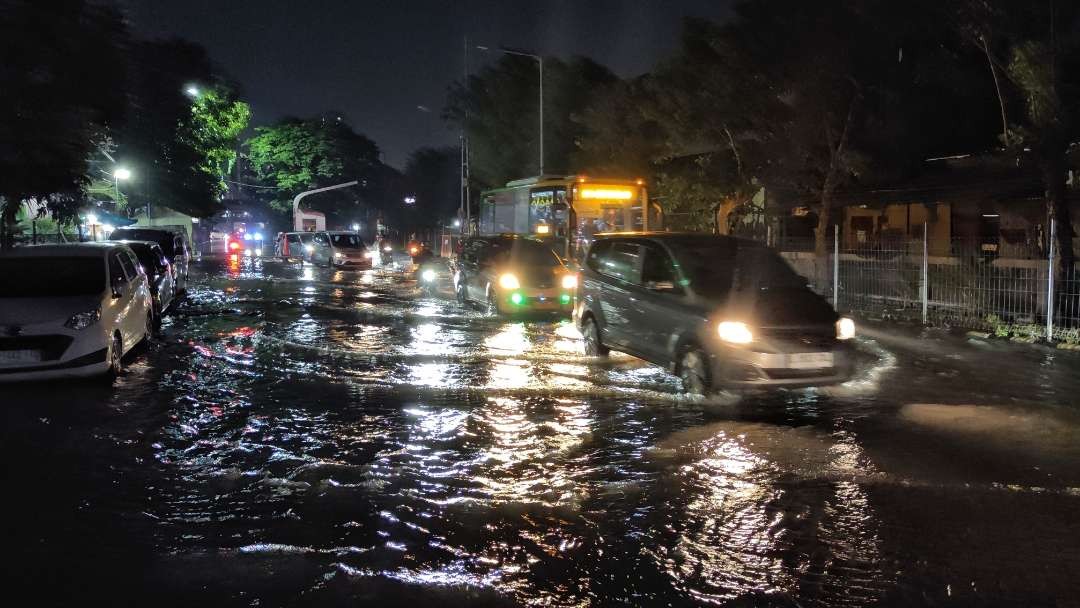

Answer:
[561,274,578,289]
[421,269,437,282]
[498,273,520,290]
[718,321,753,344]
[836,317,856,340]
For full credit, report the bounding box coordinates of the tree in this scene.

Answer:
[119,39,250,219]
[0,0,127,248]
[245,116,385,226]
[444,55,616,189]
[946,0,1080,283]
[403,146,462,232]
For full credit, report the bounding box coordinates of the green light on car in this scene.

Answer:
[559,293,571,305]
[510,292,524,306]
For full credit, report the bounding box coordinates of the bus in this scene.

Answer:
[478,175,661,262]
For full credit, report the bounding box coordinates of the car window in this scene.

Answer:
[595,241,641,284]
[330,233,364,248]
[118,250,138,280]
[108,252,127,285]
[314,233,329,246]
[641,242,682,293]
[287,234,300,244]
[586,240,612,273]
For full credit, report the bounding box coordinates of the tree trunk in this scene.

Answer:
[815,94,859,260]
[981,37,1010,147]
[1,196,20,251]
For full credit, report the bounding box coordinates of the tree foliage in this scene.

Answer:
[403,146,461,231]
[245,116,388,225]
[0,0,127,247]
[119,39,250,219]
[444,55,616,189]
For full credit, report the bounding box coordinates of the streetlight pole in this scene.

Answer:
[477,45,544,176]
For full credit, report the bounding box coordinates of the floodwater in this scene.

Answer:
[4,257,1080,607]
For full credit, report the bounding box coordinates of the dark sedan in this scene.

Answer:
[108,239,175,329]
[574,232,856,393]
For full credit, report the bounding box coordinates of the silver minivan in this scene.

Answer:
[309,231,372,269]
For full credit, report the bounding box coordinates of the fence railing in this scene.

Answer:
[771,221,1079,341]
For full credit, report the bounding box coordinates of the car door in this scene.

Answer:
[634,241,697,367]
[463,240,488,302]
[107,251,136,350]
[156,248,175,311]
[595,240,643,350]
[120,249,149,345]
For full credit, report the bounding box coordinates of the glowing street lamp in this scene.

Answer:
[403,196,416,205]
[113,167,131,208]
[185,86,200,97]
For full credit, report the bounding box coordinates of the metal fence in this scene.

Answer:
[770,221,1080,341]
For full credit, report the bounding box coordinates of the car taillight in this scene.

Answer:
[229,241,241,251]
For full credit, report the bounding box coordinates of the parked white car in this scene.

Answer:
[0,243,154,381]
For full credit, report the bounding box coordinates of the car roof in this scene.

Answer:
[109,239,163,250]
[592,231,763,247]
[0,243,127,258]
[113,226,182,237]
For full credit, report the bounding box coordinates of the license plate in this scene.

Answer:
[0,349,41,365]
[787,352,834,369]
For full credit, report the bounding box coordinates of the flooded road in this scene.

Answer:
[4,257,1080,607]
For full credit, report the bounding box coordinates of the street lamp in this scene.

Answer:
[185,86,200,97]
[404,196,416,205]
[113,167,131,208]
[477,45,544,175]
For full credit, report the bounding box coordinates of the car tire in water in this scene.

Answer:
[104,333,123,379]
[679,347,712,396]
[583,317,610,357]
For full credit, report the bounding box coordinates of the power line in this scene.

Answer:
[224,179,280,190]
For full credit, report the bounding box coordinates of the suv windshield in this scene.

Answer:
[330,234,364,248]
[0,257,105,297]
[489,240,559,267]
[112,229,175,256]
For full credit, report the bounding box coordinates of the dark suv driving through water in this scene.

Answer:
[574,232,856,393]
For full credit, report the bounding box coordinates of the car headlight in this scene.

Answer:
[409,247,419,255]
[243,249,253,257]
[364,251,374,258]
[334,252,345,258]
[561,274,578,290]
[498,273,520,290]
[383,246,392,252]
[718,321,753,344]
[836,317,856,340]
[305,245,315,254]
[65,308,101,330]
[421,269,437,282]
[254,248,262,256]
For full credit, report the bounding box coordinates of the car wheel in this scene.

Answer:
[679,347,712,396]
[143,312,155,344]
[152,303,162,333]
[105,333,123,378]
[582,317,610,357]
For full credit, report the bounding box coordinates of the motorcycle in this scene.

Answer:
[416,257,445,295]
[378,241,393,266]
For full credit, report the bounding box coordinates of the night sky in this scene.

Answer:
[123,0,734,167]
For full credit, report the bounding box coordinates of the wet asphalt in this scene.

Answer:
[3,256,1080,607]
